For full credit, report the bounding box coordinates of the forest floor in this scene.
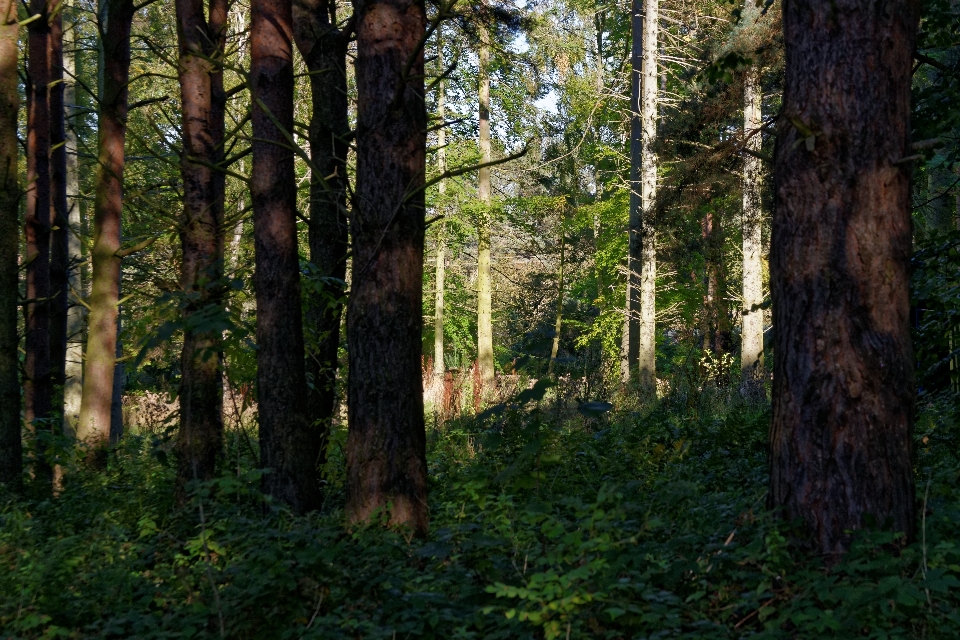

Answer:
[2,386,960,639]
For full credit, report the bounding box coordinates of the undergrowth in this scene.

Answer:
[2,390,960,639]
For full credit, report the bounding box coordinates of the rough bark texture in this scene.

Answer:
[637,0,658,392]
[0,0,21,490]
[25,0,54,483]
[347,0,429,534]
[621,0,641,384]
[292,0,350,492]
[476,15,494,389]
[49,3,69,427]
[251,0,320,512]
[175,0,227,497]
[769,0,919,556]
[741,43,764,379]
[77,0,134,452]
[63,0,84,438]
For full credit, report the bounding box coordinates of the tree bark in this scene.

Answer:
[476,11,494,390]
[77,0,135,453]
[292,0,350,495]
[637,0,658,393]
[49,3,70,430]
[769,0,919,556]
[63,0,84,438]
[621,0,642,384]
[433,31,446,384]
[0,0,21,490]
[251,0,319,512]
[347,0,428,535]
[741,32,764,380]
[175,0,227,497]
[25,0,54,483]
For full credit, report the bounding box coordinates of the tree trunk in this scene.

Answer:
[549,218,565,376]
[175,0,227,497]
[49,3,70,429]
[63,0,84,438]
[621,0,642,384]
[77,0,135,453]
[0,0,21,490]
[476,13,494,389]
[433,33,446,384]
[741,33,764,380]
[25,0,54,483]
[251,0,319,512]
[769,0,919,556]
[637,0,658,393]
[292,0,350,494]
[347,0,428,535]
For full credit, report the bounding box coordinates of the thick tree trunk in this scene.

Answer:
[63,0,84,438]
[476,15,494,389]
[25,0,54,483]
[49,3,70,427]
[741,49,764,380]
[251,0,319,512]
[77,0,135,453]
[769,0,919,556]
[0,0,21,490]
[621,0,641,384]
[347,0,428,534]
[637,0,658,393]
[292,0,350,491]
[175,0,227,496]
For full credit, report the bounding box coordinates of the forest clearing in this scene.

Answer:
[2,0,960,637]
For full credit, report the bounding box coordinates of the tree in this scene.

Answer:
[174,0,227,495]
[347,0,429,534]
[476,5,494,390]
[0,0,20,490]
[433,27,447,384]
[78,0,136,454]
[63,0,84,437]
[768,0,919,555]
[621,0,641,382]
[49,1,70,434]
[292,0,351,496]
[250,0,320,511]
[740,0,763,383]
[636,0,658,392]
[25,0,55,482]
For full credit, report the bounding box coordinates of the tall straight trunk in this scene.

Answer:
[476,14,494,388]
[433,34,446,383]
[175,0,227,496]
[637,0,658,392]
[0,0,21,490]
[702,211,730,355]
[621,0,641,383]
[769,0,919,555]
[741,46,764,379]
[25,0,54,482]
[347,0,428,534]
[49,2,69,425]
[251,0,319,511]
[63,0,84,437]
[77,0,135,451]
[292,0,350,491]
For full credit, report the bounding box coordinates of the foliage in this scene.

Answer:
[4,389,960,639]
